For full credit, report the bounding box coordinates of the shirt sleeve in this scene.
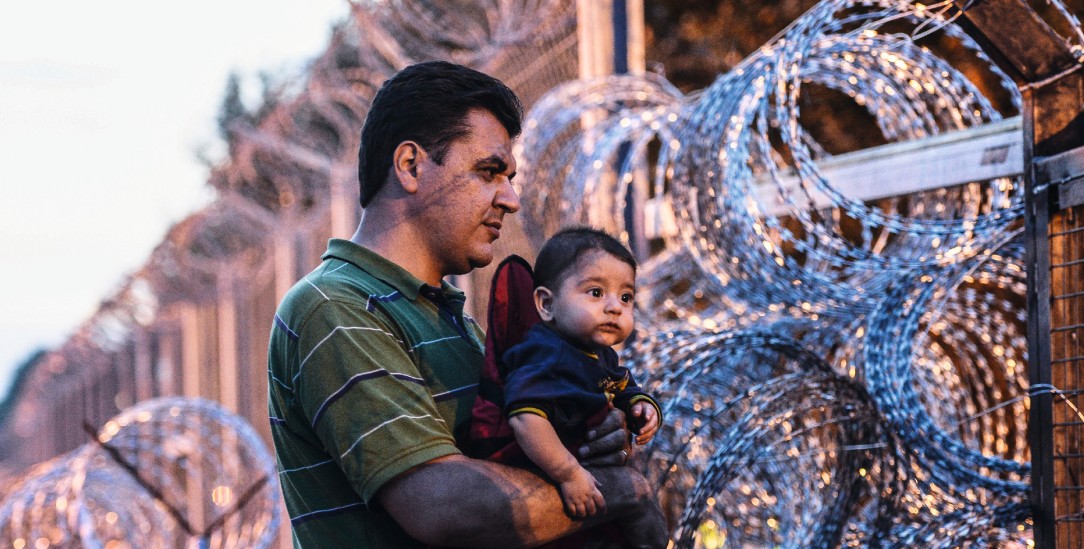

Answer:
[292,299,460,503]
[611,366,664,431]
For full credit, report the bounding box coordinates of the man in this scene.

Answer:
[268,61,666,547]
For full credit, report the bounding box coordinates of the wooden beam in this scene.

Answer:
[1036,145,1084,209]
[755,116,1023,215]
[952,0,1078,83]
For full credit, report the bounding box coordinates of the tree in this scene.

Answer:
[216,71,252,151]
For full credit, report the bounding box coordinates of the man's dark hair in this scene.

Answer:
[357,60,524,207]
[533,227,637,291]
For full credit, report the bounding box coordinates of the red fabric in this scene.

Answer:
[467,254,541,463]
[466,255,627,548]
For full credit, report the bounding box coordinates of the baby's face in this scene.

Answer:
[548,250,636,349]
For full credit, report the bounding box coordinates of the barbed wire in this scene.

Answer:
[512,0,1083,545]
[0,398,280,548]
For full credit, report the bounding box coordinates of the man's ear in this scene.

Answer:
[392,141,425,194]
[534,286,555,322]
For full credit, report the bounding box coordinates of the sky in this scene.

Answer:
[0,1,350,398]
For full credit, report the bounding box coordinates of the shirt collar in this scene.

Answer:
[536,322,601,358]
[322,238,466,304]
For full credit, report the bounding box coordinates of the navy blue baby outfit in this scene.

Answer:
[502,323,660,445]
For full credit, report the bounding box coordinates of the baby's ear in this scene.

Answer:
[533,287,555,322]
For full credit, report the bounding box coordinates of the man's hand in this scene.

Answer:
[577,407,632,466]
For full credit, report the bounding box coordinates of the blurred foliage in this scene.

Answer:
[0,350,45,424]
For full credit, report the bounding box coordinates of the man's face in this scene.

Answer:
[546,250,636,350]
[413,109,520,276]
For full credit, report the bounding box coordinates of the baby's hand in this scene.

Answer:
[629,401,659,445]
[559,466,606,518]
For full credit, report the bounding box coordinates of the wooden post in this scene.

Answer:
[576,0,644,79]
[217,272,239,413]
[275,229,298,302]
[181,303,202,400]
[576,0,649,259]
[329,164,354,239]
[134,328,154,402]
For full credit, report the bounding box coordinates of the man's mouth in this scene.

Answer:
[483,219,502,237]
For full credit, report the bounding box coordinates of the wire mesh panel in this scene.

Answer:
[1050,169,1084,546]
[1029,141,1084,547]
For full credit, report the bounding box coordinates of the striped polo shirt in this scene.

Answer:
[268,238,485,548]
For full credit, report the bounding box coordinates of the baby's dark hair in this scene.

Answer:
[533,227,637,291]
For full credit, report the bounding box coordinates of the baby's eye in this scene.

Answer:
[621,293,634,303]
[588,288,602,298]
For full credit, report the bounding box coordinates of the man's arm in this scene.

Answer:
[377,453,667,548]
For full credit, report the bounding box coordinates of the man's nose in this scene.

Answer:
[495,179,521,214]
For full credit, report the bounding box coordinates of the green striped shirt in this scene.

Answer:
[268,239,485,548]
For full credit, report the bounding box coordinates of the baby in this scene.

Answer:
[503,227,662,518]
